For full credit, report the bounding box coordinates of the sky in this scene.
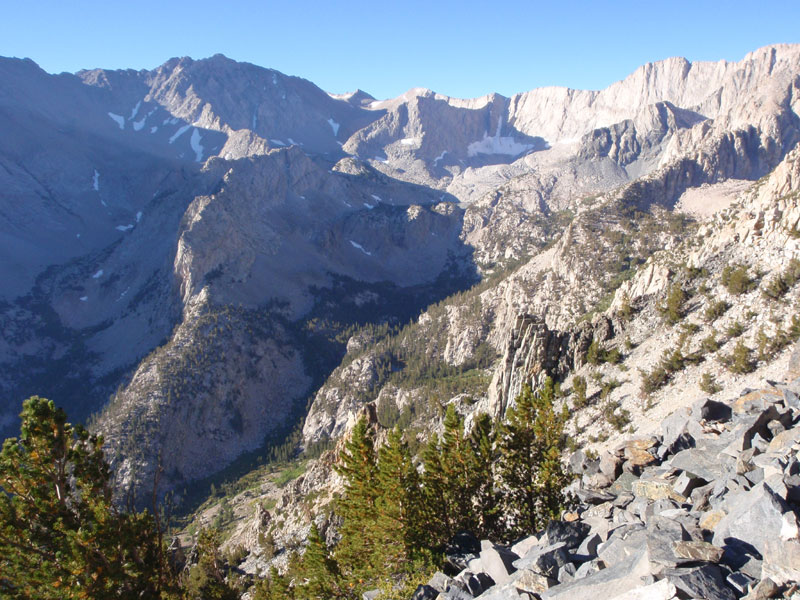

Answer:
[2,0,799,100]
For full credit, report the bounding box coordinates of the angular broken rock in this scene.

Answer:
[608,472,639,495]
[761,519,800,586]
[456,571,494,597]
[623,447,658,473]
[671,446,734,482]
[427,572,453,593]
[631,478,685,502]
[664,564,736,600]
[603,578,677,600]
[540,550,651,599]
[599,451,623,481]
[544,519,590,549]
[732,389,784,415]
[569,449,599,475]
[410,585,437,600]
[576,487,615,504]
[557,562,576,583]
[573,558,602,580]
[672,540,725,563]
[673,470,706,497]
[699,511,725,535]
[597,527,647,568]
[726,571,756,595]
[767,426,800,452]
[644,515,692,571]
[511,542,569,578]
[745,577,781,600]
[513,569,559,594]
[660,408,696,457]
[479,541,519,586]
[510,534,539,558]
[576,532,602,558]
[712,482,790,558]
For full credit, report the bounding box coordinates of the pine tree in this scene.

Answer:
[295,523,340,600]
[374,428,422,574]
[468,413,501,539]
[253,566,293,600]
[496,379,571,539]
[418,433,449,548]
[333,416,379,587]
[419,407,499,546]
[182,528,239,600]
[0,396,177,599]
[439,405,475,536]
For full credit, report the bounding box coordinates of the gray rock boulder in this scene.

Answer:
[512,542,570,578]
[478,541,519,585]
[712,482,791,559]
[664,564,736,600]
[543,520,590,549]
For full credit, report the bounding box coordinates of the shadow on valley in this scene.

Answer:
[168,243,481,520]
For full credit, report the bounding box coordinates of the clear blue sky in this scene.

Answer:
[2,0,799,100]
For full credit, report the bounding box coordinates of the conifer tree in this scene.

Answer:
[183,528,239,600]
[295,523,340,600]
[374,428,421,573]
[253,566,293,600]
[0,396,177,599]
[333,416,379,586]
[468,413,501,539]
[439,405,475,536]
[419,407,498,545]
[418,433,449,548]
[496,379,570,539]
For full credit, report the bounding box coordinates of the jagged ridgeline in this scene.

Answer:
[2,44,800,599]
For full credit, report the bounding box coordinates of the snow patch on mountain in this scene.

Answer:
[327,118,340,137]
[349,240,372,256]
[92,170,100,191]
[107,113,124,130]
[467,128,533,157]
[116,224,134,232]
[92,269,104,279]
[129,101,141,120]
[169,125,190,144]
[190,128,204,162]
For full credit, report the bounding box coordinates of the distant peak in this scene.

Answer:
[205,53,235,65]
[328,88,376,106]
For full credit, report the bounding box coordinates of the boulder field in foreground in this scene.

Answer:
[399,365,800,600]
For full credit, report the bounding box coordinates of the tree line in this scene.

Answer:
[1,379,570,599]
[256,378,571,599]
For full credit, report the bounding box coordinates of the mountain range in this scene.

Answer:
[2,43,800,510]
